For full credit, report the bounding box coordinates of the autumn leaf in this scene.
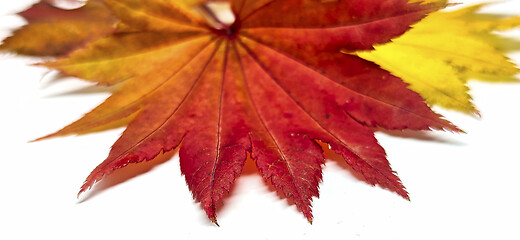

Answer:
[0,0,117,56]
[358,2,520,114]
[1,0,460,224]
[0,0,219,57]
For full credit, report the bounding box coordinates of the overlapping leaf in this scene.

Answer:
[359,2,520,114]
[1,0,462,223]
[0,0,117,56]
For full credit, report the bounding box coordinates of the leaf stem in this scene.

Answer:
[199,3,226,30]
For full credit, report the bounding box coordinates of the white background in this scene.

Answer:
[1,0,519,239]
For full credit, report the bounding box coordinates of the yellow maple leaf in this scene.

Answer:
[357,3,520,114]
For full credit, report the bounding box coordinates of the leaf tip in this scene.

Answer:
[391,182,410,201]
[29,133,55,142]
[77,177,97,199]
[29,132,57,143]
[473,110,482,119]
[32,61,52,68]
[403,193,411,201]
[77,186,88,199]
[210,217,220,227]
[434,119,464,134]
[443,123,466,134]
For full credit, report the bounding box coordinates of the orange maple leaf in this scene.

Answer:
[1,0,459,224]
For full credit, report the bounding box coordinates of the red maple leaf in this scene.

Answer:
[1,0,458,224]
